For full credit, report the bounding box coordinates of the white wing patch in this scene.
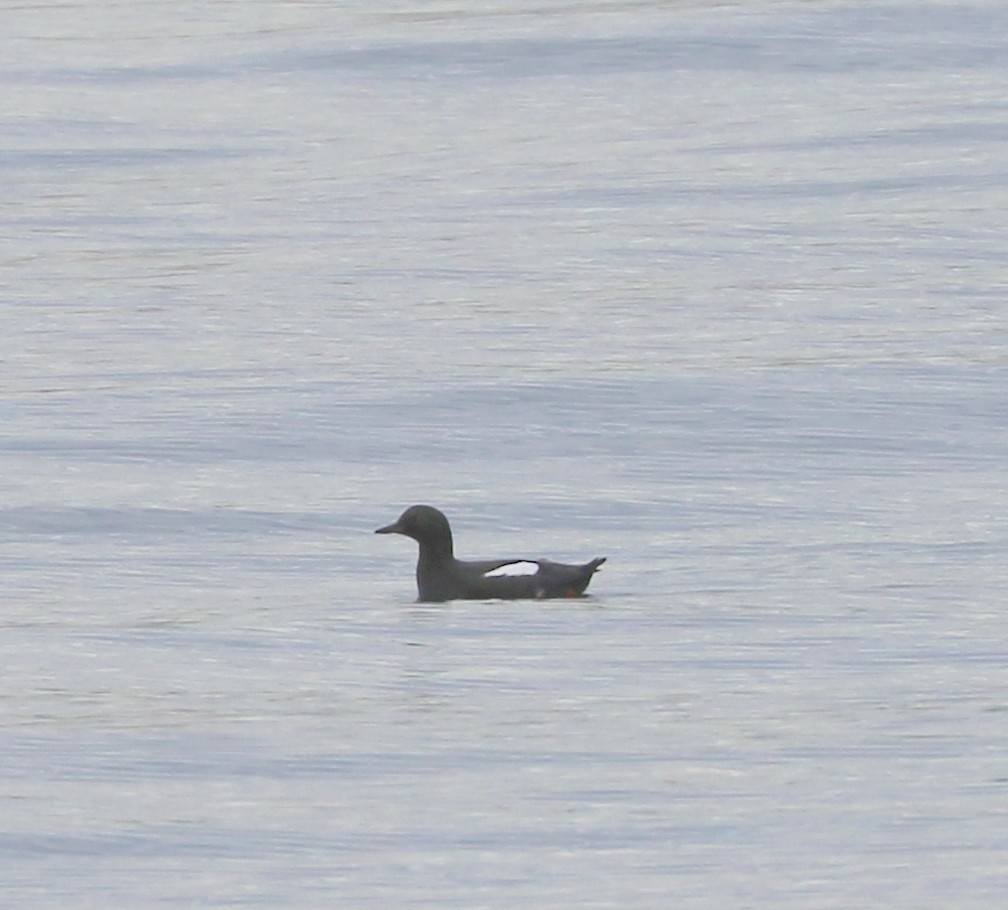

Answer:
[484,561,540,578]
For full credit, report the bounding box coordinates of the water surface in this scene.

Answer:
[2,1,1007,906]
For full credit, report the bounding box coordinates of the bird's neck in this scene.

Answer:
[417,533,453,563]
[421,540,453,560]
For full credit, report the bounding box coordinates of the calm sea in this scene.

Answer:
[2,1,1007,906]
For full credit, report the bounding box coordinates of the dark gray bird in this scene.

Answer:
[376,505,605,602]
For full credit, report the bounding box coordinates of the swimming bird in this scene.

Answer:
[375,504,605,602]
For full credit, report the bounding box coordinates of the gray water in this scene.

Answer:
[3,0,1007,906]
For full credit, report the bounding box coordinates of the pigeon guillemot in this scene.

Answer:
[375,504,606,602]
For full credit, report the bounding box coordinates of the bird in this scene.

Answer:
[375,504,606,602]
